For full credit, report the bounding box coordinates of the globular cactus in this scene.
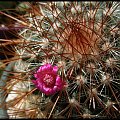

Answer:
[1,1,120,119]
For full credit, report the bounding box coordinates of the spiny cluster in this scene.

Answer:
[5,1,120,119]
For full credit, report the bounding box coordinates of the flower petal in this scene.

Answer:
[34,73,37,78]
[37,66,42,73]
[53,85,58,91]
[41,63,53,72]
[48,87,58,95]
[32,80,37,85]
[43,85,50,93]
[55,76,62,86]
[35,73,43,80]
[42,85,57,95]
[37,82,44,91]
[48,88,53,95]
[52,66,58,73]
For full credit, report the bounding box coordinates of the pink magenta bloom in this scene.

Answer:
[32,63,65,95]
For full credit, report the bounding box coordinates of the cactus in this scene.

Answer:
[1,1,120,119]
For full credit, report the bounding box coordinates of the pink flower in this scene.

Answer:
[32,63,65,95]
